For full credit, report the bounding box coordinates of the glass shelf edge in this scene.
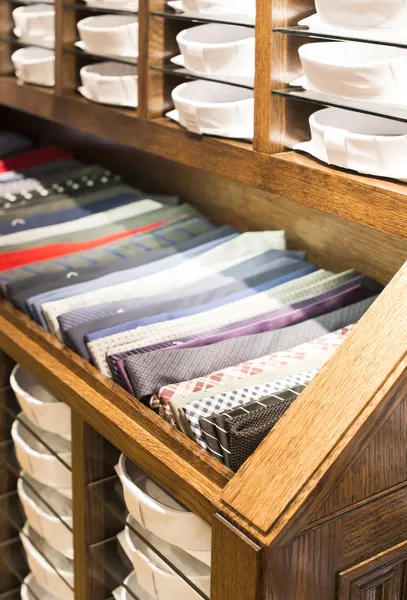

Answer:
[150,64,253,89]
[273,88,407,123]
[151,9,254,27]
[273,26,407,49]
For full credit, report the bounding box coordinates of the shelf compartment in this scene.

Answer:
[273,87,407,124]
[0,440,73,532]
[89,475,210,600]
[151,63,253,89]
[0,397,72,472]
[274,25,407,49]
[151,7,254,27]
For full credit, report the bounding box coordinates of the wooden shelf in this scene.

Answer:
[2,76,407,240]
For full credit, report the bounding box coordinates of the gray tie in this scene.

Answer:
[125,294,378,403]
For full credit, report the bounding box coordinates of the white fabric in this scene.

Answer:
[118,518,210,600]
[79,61,138,107]
[298,41,407,107]
[176,24,254,76]
[295,107,407,181]
[91,269,355,378]
[314,0,407,29]
[84,0,138,11]
[11,414,72,491]
[116,455,211,563]
[12,47,55,87]
[13,4,54,38]
[169,0,255,17]
[0,198,162,247]
[169,80,254,138]
[20,524,74,600]
[11,364,71,441]
[42,230,285,339]
[18,475,73,558]
[22,573,61,600]
[14,26,54,48]
[77,15,139,58]
[299,13,407,45]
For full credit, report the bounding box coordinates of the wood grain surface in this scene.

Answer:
[211,514,264,600]
[72,415,120,600]
[221,261,407,543]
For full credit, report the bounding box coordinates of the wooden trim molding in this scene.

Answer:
[338,539,407,600]
[221,260,407,544]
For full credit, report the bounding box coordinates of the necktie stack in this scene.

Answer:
[0,131,383,472]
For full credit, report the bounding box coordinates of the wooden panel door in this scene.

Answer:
[339,541,407,600]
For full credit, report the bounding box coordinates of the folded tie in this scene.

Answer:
[199,377,314,464]
[225,384,307,472]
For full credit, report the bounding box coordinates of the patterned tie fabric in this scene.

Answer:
[100,268,354,380]
[179,324,357,447]
[199,377,314,464]
[37,230,240,333]
[63,253,307,360]
[225,384,308,472]
[0,197,165,248]
[149,293,377,424]
[0,160,84,195]
[0,166,125,219]
[7,217,217,314]
[122,275,379,400]
[0,208,210,295]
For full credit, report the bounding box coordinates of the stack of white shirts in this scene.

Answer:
[12,4,55,47]
[76,15,139,59]
[114,454,211,599]
[11,3,55,86]
[291,7,407,179]
[9,365,73,600]
[168,22,255,139]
